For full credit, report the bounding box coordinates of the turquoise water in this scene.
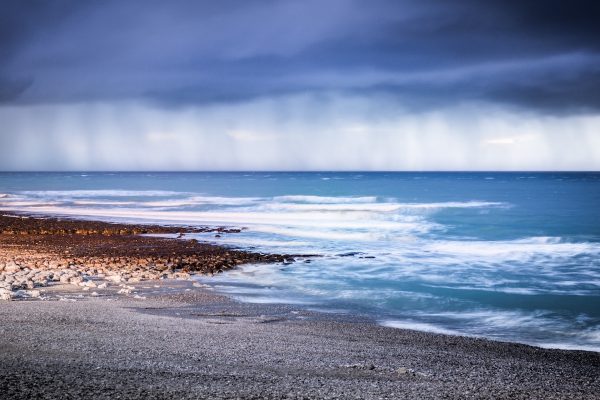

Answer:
[1,172,600,350]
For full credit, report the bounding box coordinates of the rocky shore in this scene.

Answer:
[0,213,292,301]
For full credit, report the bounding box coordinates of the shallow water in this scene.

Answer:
[1,171,599,351]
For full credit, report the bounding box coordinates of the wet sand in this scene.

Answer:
[1,214,599,399]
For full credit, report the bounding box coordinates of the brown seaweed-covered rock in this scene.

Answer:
[0,213,245,236]
[0,213,303,300]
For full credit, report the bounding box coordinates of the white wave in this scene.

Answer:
[384,318,600,352]
[261,201,507,213]
[524,325,600,352]
[380,320,463,336]
[199,236,312,248]
[3,192,507,223]
[398,201,507,209]
[261,203,402,212]
[0,201,61,207]
[556,280,600,287]
[72,200,138,206]
[0,205,431,232]
[580,327,600,343]
[511,236,561,244]
[401,310,600,351]
[271,197,506,211]
[144,196,261,207]
[424,310,552,329]
[484,287,544,295]
[228,295,316,305]
[536,342,600,352]
[19,190,183,197]
[273,195,378,204]
[66,196,260,207]
[425,237,599,259]
[433,286,541,295]
[250,226,382,241]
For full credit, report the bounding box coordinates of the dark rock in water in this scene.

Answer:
[360,256,376,259]
[0,212,237,236]
[214,234,221,238]
[337,252,363,257]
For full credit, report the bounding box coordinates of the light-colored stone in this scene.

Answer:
[397,367,415,375]
[4,262,20,273]
[69,276,84,285]
[0,288,13,301]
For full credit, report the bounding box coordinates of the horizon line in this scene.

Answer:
[1,170,599,174]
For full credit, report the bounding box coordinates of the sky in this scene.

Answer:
[1,0,599,170]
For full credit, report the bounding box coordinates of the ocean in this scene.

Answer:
[1,171,599,351]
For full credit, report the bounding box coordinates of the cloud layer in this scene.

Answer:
[1,0,599,112]
[0,1,599,170]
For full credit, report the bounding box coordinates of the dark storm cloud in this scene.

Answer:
[1,0,599,113]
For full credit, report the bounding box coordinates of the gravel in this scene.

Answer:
[1,286,599,399]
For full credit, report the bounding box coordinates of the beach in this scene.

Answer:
[1,213,599,399]
[2,284,600,399]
